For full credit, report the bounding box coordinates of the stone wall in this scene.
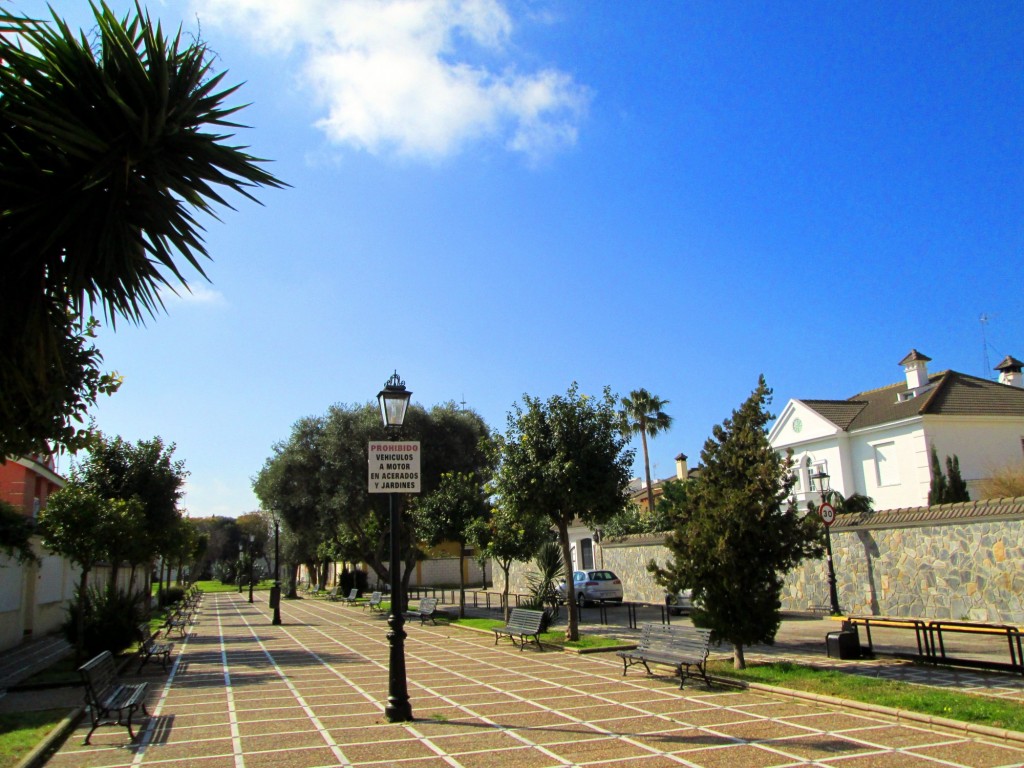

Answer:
[492,498,1024,623]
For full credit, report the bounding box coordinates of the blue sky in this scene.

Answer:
[19,1,1023,517]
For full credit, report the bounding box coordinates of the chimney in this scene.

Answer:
[995,355,1024,388]
[675,453,688,480]
[899,348,932,391]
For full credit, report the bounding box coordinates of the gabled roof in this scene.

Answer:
[801,370,1024,432]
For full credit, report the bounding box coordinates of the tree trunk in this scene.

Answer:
[641,428,655,516]
[500,561,511,622]
[457,539,466,619]
[733,642,746,670]
[75,569,89,663]
[287,563,299,598]
[557,521,578,641]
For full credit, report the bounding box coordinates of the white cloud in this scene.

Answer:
[160,283,227,307]
[196,0,590,161]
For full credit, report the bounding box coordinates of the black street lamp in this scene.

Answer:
[248,534,256,604]
[271,518,282,625]
[812,468,842,615]
[378,371,413,723]
[238,542,243,593]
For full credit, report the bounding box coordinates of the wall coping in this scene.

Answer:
[602,496,1024,541]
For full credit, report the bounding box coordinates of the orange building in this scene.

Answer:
[0,453,65,517]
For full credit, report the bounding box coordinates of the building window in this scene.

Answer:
[873,442,900,487]
[580,538,594,570]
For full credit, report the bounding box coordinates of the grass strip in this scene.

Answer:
[708,660,1024,732]
[0,709,68,768]
[450,617,624,650]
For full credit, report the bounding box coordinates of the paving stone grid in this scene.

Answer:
[43,593,1024,768]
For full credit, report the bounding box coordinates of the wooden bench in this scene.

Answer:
[493,608,545,651]
[926,619,1023,675]
[405,597,440,625]
[136,624,174,673]
[361,591,383,612]
[843,615,931,658]
[78,650,149,744]
[618,624,712,689]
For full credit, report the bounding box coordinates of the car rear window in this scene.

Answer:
[590,571,617,580]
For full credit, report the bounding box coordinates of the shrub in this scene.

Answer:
[978,462,1024,499]
[159,586,185,607]
[63,588,146,657]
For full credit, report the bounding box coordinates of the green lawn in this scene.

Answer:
[708,660,1024,732]
[0,710,68,768]
[450,617,626,650]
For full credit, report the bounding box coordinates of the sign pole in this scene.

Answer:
[819,502,841,615]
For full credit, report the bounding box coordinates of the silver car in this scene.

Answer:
[558,569,624,606]
[666,588,695,615]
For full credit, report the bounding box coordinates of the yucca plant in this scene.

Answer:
[525,540,564,630]
[0,2,285,457]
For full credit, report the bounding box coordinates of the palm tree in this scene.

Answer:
[0,3,285,457]
[620,389,674,516]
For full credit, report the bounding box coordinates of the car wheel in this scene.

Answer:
[576,592,585,608]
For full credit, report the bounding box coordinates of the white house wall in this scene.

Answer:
[847,420,930,509]
[923,416,1024,497]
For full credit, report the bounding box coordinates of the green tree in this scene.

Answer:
[74,434,187,595]
[945,455,970,503]
[0,500,38,566]
[928,446,971,505]
[414,471,490,618]
[255,401,494,603]
[498,383,634,641]
[466,503,549,621]
[37,483,137,660]
[620,389,673,517]
[650,376,822,669]
[0,3,284,458]
[928,445,949,505]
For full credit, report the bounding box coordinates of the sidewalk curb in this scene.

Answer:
[726,679,1024,745]
[13,707,83,768]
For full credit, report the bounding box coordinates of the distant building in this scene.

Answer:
[0,453,74,651]
[768,349,1024,510]
[0,453,64,518]
[630,453,701,512]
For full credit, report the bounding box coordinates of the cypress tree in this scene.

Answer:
[945,454,970,503]
[928,444,949,505]
[649,376,822,669]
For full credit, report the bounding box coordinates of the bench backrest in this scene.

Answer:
[346,588,358,599]
[640,624,711,657]
[417,597,437,613]
[368,591,382,603]
[507,608,545,632]
[79,650,118,701]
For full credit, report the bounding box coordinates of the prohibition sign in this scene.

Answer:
[818,502,836,527]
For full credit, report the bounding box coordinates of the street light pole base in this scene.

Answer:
[385,701,413,722]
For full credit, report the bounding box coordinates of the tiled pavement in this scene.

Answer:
[34,592,1024,768]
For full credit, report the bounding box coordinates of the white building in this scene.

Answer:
[769,349,1024,510]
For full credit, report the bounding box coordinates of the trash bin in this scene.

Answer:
[826,628,861,659]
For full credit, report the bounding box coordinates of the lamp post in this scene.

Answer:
[271,518,282,625]
[238,542,243,593]
[248,534,256,604]
[378,371,413,723]
[812,469,841,615]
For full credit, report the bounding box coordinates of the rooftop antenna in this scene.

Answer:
[460,394,467,411]
[980,313,993,378]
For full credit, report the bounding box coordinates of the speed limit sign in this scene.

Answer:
[819,502,836,527]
